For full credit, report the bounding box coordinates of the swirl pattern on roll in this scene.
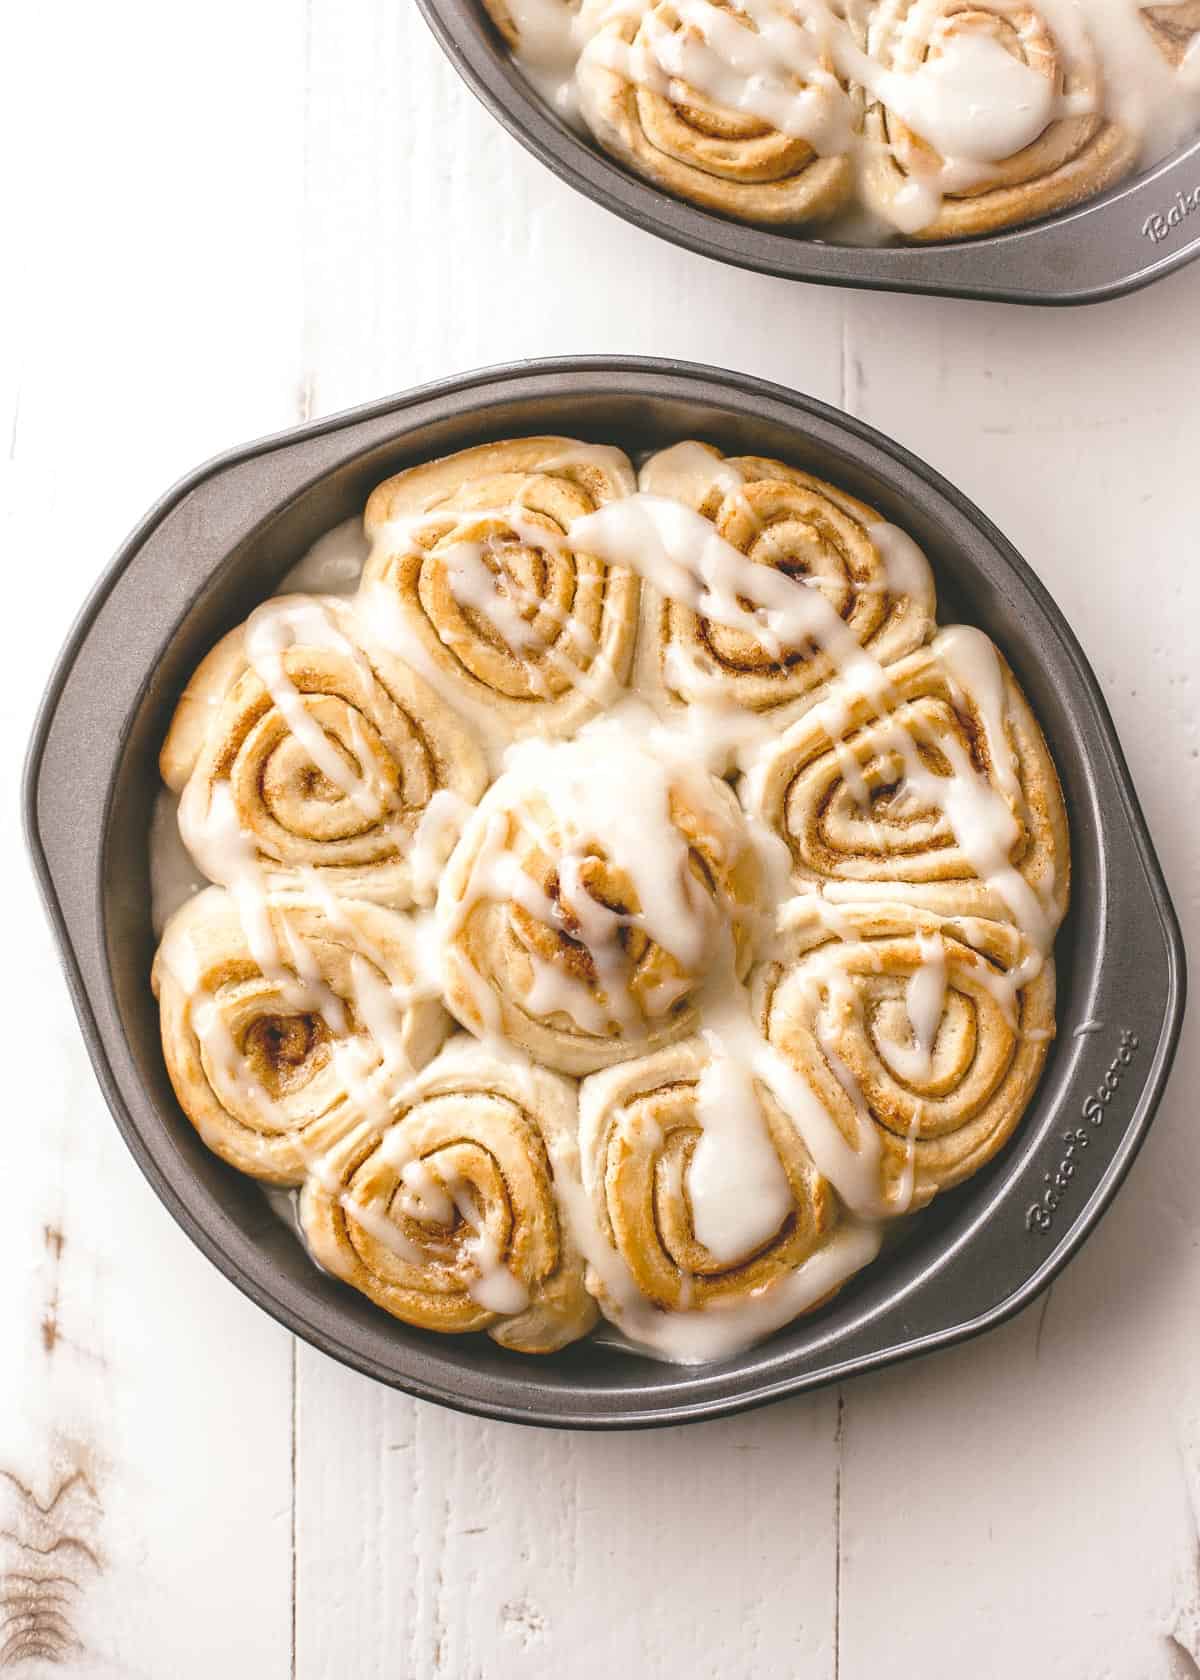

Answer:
[636,442,936,711]
[149,428,1074,1366]
[161,595,487,908]
[490,0,1200,240]
[576,0,853,226]
[755,901,1056,1214]
[360,438,640,750]
[744,625,1069,931]
[577,1039,842,1322]
[153,887,449,1184]
[437,732,763,1075]
[300,1037,598,1353]
[856,0,1138,239]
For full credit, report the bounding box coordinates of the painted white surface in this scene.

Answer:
[3,2,1198,1675]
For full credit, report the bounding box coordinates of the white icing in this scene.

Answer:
[878,32,1056,164]
[407,789,475,904]
[869,520,937,601]
[688,1033,794,1262]
[358,575,513,762]
[152,443,1064,1363]
[507,0,1200,236]
[150,789,207,937]
[277,517,369,597]
[899,931,948,1082]
[559,1161,882,1364]
[242,598,383,819]
[453,1186,532,1314]
[572,494,891,695]
[436,714,737,1039]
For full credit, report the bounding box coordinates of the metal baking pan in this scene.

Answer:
[418,0,1200,304]
[24,357,1185,1428]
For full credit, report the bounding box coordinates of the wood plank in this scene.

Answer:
[295,1354,842,1680]
[836,274,1200,1679]
[3,1,309,1670]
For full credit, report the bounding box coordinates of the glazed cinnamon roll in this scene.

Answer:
[576,0,853,226]
[635,442,936,711]
[494,0,1200,238]
[437,730,763,1074]
[577,1039,844,1317]
[161,595,486,908]
[299,1037,597,1353]
[360,439,639,750]
[153,888,449,1184]
[145,425,1079,1365]
[856,0,1139,240]
[755,901,1056,1215]
[744,625,1069,935]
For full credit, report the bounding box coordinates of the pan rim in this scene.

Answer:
[415,0,1200,306]
[23,355,1187,1427]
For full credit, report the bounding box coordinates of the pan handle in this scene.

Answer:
[419,0,1200,307]
[812,732,1187,1378]
[762,135,1200,304]
[918,135,1200,304]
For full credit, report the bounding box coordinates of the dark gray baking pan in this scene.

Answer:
[24,357,1185,1428]
[418,0,1200,305]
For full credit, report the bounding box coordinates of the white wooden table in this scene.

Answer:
[5,4,1200,1674]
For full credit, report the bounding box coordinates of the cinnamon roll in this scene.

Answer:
[153,887,449,1184]
[635,442,936,711]
[437,727,763,1074]
[360,438,639,751]
[856,0,1139,240]
[744,625,1069,936]
[495,0,1200,239]
[161,595,487,908]
[755,900,1056,1215]
[576,1039,856,1332]
[575,0,853,226]
[146,429,1077,1366]
[299,1037,597,1353]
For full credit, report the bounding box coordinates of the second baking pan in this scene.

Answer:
[419,0,1200,305]
[25,357,1185,1426]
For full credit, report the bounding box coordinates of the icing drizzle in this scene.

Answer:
[152,438,1067,1365]
[499,0,1200,237]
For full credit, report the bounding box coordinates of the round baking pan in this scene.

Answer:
[24,357,1185,1427]
[418,0,1200,305]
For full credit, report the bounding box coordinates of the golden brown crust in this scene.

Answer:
[437,764,763,1075]
[578,1038,842,1318]
[361,438,639,744]
[150,431,1074,1358]
[745,631,1070,928]
[755,901,1056,1212]
[857,0,1139,240]
[300,1037,598,1352]
[576,3,852,226]
[153,888,450,1185]
[163,595,487,909]
[636,443,936,711]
